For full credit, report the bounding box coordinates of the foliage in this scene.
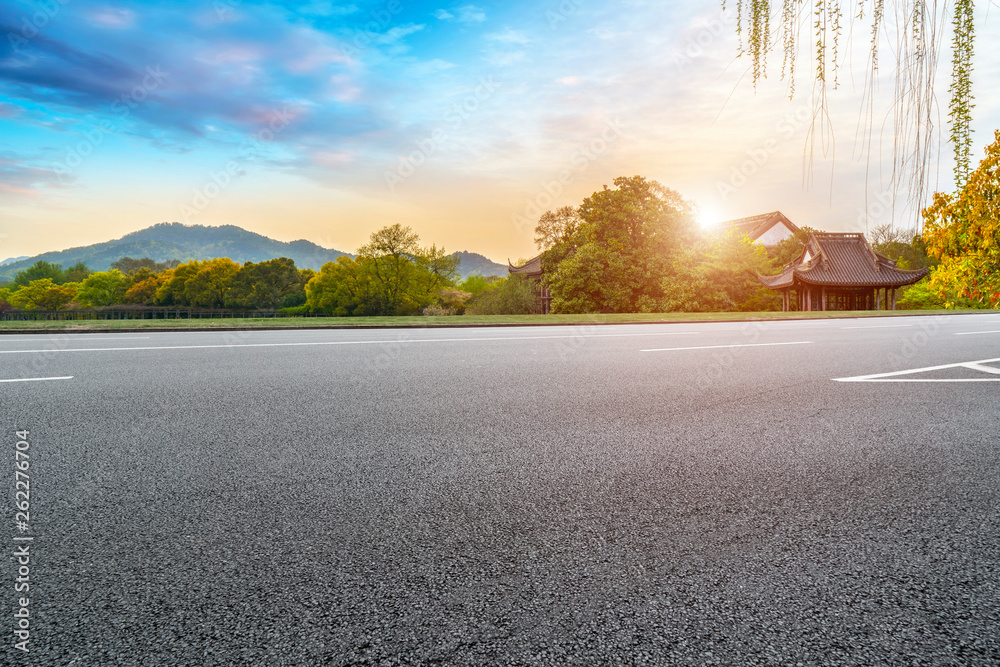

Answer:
[896,278,946,309]
[226,258,307,309]
[459,275,493,295]
[8,279,77,310]
[13,261,66,286]
[540,176,698,313]
[111,256,180,275]
[76,270,128,307]
[64,262,91,283]
[727,0,978,205]
[464,275,538,315]
[699,232,781,311]
[307,226,459,316]
[922,130,1000,308]
[534,206,582,252]
[869,224,934,270]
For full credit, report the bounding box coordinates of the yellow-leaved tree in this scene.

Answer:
[922,130,1000,308]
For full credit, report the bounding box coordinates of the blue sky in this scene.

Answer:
[1,0,998,262]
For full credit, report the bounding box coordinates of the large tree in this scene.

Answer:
[542,176,699,313]
[76,270,128,308]
[921,129,1000,308]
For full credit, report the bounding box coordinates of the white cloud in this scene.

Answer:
[487,28,530,45]
[556,76,580,86]
[434,9,454,20]
[456,5,487,23]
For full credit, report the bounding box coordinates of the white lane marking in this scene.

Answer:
[840,324,913,329]
[0,376,74,384]
[0,336,151,342]
[834,357,1000,382]
[0,331,701,355]
[641,341,813,352]
[955,330,1000,336]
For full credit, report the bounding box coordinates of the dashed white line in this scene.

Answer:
[641,341,813,352]
[955,330,1000,336]
[0,376,74,384]
[0,331,701,355]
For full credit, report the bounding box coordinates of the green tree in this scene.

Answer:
[13,261,65,286]
[64,262,91,283]
[306,256,381,316]
[464,275,538,315]
[227,258,306,309]
[183,258,240,308]
[922,129,1000,308]
[358,224,423,314]
[76,270,127,307]
[9,279,77,310]
[543,176,698,313]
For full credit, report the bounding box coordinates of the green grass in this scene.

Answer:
[0,309,978,332]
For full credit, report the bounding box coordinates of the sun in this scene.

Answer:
[696,208,722,230]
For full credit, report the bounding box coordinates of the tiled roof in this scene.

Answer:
[717,211,800,242]
[508,254,542,276]
[759,233,929,288]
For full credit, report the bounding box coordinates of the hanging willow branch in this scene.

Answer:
[727,0,976,229]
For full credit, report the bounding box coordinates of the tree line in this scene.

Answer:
[3,132,994,316]
[0,225,537,316]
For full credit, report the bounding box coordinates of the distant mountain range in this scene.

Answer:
[0,223,507,281]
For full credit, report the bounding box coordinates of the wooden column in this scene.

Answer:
[821,286,827,311]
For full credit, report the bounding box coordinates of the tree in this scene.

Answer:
[64,262,91,283]
[154,261,205,306]
[111,257,179,274]
[227,258,306,309]
[534,206,582,251]
[728,0,978,215]
[921,129,1000,308]
[358,224,422,314]
[305,256,381,315]
[464,275,538,315]
[9,279,77,310]
[542,176,698,313]
[183,258,240,308]
[13,261,65,286]
[699,231,781,311]
[76,270,127,307]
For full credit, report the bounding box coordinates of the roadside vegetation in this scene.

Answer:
[2,134,996,322]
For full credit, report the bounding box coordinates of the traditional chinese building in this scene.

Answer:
[507,255,552,314]
[718,211,800,246]
[758,232,929,311]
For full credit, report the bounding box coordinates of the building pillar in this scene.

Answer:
[806,287,812,312]
[821,286,827,311]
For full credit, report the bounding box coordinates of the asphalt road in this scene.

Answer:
[3,314,1000,665]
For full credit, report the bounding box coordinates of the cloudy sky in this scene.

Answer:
[1,0,998,262]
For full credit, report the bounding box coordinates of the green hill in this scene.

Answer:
[0,223,509,283]
[0,223,349,281]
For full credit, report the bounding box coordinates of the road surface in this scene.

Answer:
[3,314,999,665]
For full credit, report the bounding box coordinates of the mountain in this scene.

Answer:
[452,251,507,279]
[0,256,29,266]
[0,223,350,281]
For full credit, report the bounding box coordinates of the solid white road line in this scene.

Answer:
[833,357,1000,382]
[0,376,74,383]
[0,331,701,355]
[955,330,1000,336]
[0,336,151,342]
[641,341,813,352]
